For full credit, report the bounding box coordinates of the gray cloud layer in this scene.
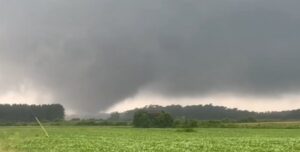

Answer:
[1,0,300,113]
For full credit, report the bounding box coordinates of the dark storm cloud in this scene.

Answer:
[1,0,300,113]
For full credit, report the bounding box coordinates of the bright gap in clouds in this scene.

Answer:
[0,89,52,105]
[106,91,300,113]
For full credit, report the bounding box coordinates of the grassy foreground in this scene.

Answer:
[1,126,300,152]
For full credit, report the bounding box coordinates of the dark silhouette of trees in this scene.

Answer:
[133,110,174,128]
[133,110,152,128]
[108,112,120,121]
[0,104,65,122]
[120,104,300,121]
[154,111,174,128]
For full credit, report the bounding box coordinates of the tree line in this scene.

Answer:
[133,110,173,128]
[0,104,65,122]
[119,104,300,121]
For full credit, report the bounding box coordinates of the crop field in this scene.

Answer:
[1,126,300,152]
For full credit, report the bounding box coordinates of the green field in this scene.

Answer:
[1,126,300,152]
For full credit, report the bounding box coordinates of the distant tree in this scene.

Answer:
[133,110,173,128]
[108,112,120,121]
[133,110,152,128]
[154,111,174,128]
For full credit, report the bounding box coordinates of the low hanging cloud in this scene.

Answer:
[1,0,300,113]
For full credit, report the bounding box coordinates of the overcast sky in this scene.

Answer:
[1,0,300,114]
